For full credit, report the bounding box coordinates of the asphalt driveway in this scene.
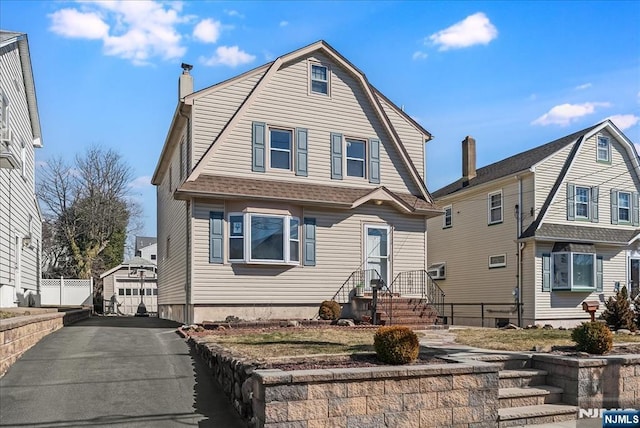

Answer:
[0,316,246,427]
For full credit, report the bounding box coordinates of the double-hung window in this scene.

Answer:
[488,191,503,224]
[597,136,610,163]
[310,63,329,95]
[618,191,631,223]
[228,213,300,264]
[269,128,292,170]
[575,186,590,219]
[443,206,452,228]
[346,139,366,178]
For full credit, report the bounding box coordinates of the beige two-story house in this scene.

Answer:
[428,120,639,328]
[153,41,442,324]
[0,31,43,308]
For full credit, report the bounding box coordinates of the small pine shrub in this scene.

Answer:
[601,286,635,331]
[571,322,613,354]
[374,326,419,365]
[318,300,341,320]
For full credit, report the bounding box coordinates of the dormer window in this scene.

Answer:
[597,136,610,163]
[310,63,329,95]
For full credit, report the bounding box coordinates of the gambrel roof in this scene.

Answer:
[153,40,434,204]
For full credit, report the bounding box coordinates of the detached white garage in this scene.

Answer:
[101,257,157,315]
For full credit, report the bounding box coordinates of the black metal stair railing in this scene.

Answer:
[384,270,446,325]
[330,269,383,305]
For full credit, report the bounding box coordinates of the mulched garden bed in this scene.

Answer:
[260,353,445,371]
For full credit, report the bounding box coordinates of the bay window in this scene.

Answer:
[228,213,300,263]
[548,252,598,291]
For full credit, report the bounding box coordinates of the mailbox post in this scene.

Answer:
[581,301,599,322]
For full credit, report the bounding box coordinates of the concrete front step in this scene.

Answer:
[499,385,564,408]
[499,369,548,388]
[498,404,579,427]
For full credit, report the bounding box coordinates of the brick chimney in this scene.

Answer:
[462,136,477,181]
[179,62,193,101]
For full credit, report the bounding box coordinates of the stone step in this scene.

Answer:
[499,369,548,388]
[498,404,578,427]
[476,354,532,370]
[499,385,564,408]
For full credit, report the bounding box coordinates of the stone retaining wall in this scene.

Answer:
[0,309,91,376]
[532,354,640,408]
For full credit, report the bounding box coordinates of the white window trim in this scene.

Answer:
[427,262,446,279]
[20,140,26,178]
[488,190,503,224]
[575,185,590,220]
[268,127,294,172]
[443,205,452,228]
[309,61,330,96]
[551,252,596,291]
[489,254,507,269]
[596,135,611,163]
[345,137,367,179]
[618,191,631,223]
[228,212,300,265]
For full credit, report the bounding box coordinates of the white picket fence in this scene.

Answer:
[40,277,93,306]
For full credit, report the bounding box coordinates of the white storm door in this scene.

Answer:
[365,225,390,290]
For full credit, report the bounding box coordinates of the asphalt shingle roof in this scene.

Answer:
[523,223,640,245]
[432,123,602,198]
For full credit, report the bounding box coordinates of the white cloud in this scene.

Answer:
[193,18,221,43]
[607,114,640,130]
[412,51,428,60]
[429,12,498,51]
[129,175,152,189]
[200,45,255,67]
[532,102,611,126]
[49,1,188,65]
[575,83,592,90]
[49,8,109,39]
[279,20,289,27]
[225,9,244,18]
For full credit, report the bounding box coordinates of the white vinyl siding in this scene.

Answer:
[0,40,41,294]
[190,201,425,312]
[200,52,421,196]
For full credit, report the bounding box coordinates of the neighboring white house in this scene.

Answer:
[135,236,157,264]
[427,120,640,327]
[0,31,43,308]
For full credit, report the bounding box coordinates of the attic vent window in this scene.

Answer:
[310,63,329,95]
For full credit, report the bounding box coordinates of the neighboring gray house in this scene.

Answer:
[153,41,442,324]
[0,31,43,308]
[427,120,640,327]
[135,236,157,263]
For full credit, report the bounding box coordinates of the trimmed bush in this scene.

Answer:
[571,322,613,355]
[374,326,419,364]
[318,300,341,320]
[601,286,635,331]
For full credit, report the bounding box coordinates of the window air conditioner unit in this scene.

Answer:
[427,263,446,280]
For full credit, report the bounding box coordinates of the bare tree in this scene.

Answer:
[37,146,137,279]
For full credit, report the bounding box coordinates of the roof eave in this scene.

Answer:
[151,103,189,185]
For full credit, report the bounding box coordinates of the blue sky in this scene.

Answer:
[1,1,639,238]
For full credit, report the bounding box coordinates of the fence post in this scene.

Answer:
[481,303,485,327]
[60,276,64,306]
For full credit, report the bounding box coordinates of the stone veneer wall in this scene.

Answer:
[532,354,640,408]
[0,309,91,376]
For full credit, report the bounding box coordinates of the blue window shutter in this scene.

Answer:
[567,183,575,221]
[369,138,380,184]
[596,256,603,292]
[330,132,343,180]
[303,217,316,266]
[611,189,619,225]
[252,122,266,172]
[295,128,308,176]
[542,253,551,292]
[633,192,639,226]
[591,186,599,223]
[209,211,224,264]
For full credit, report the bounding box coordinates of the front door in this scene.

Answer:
[364,225,390,290]
[630,258,640,299]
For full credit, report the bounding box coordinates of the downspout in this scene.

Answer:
[178,104,192,325]
[516,176,523,327]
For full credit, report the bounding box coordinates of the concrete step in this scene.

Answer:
[476,354,532,370]
[499,369,548,388]
[499,385,564,408]
[498,404,578,427]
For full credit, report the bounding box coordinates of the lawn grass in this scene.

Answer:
[206,328,379,359]
[454,328,640,351]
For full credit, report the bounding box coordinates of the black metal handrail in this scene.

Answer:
[384,270,446,324]
[330,269,383,305]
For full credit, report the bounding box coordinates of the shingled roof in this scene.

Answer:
[521,223,640,246]
[176,175,440,215]
[432,123,603,198]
